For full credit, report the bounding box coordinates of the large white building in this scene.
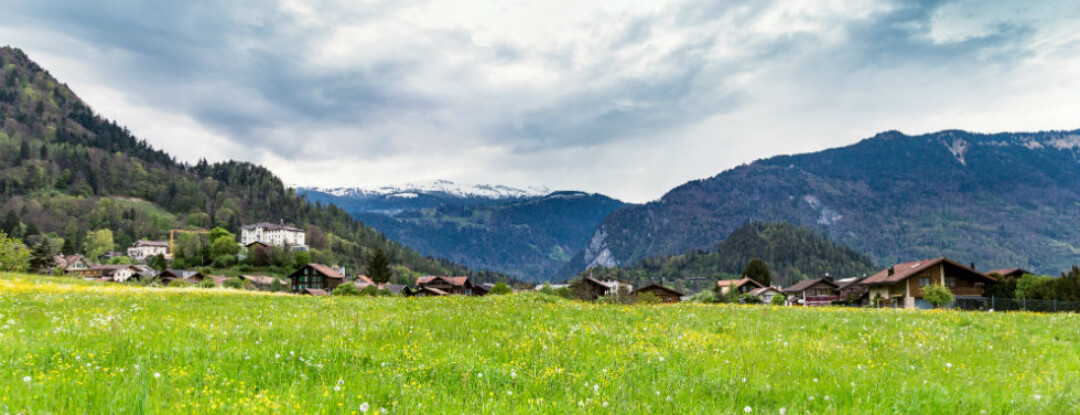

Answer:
[127,240,170,261]
[241,222,306,248]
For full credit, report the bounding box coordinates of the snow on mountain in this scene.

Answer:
[306,180,551,200]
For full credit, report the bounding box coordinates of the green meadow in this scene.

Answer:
[1,273,1077,414]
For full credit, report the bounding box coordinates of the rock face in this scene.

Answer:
[577,129,1080,276]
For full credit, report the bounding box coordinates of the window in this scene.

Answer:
[945,277,956,287]
[919,277,930,287]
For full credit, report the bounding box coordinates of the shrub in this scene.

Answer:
[213,255,236,268]
[636,292,660,304]
[167,279,192,288]
[359,285,380,296]
[923,284,955,308]
[222,277,246,290]
[740,294,762,304]
[489,282,512,295]
[332,283,362,296]
[770,294,786,306]
[198,279,218,289]
[686,290,718,303]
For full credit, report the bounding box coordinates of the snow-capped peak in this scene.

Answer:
[307,180,551,200]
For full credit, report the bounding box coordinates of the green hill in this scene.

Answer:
[0,46,510,283]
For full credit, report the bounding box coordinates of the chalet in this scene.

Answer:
[157,269,195,285]
[352,275,376,288]
[748,286,783,304]
[716,278,765,295]
[78,265,142,282]
[185,273,230,286]
[382,284,410,296]
[415,276,479,296]
[241,275,288,291]
[782,278,841,306]
[241,222,306,249]
[630,283,684,303]
[836,277,869,304]
[861,258,995,309]
[569,277,630,300]
[127,240,170,261]
[52,254,90,273]
[289,263,345,293]
[412,286,449,297]
[986,268,1030,279]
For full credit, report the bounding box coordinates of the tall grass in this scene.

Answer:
[1,273,1077,414]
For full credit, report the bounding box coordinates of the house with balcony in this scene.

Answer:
[860,258,996,309]
[782,278,841,306]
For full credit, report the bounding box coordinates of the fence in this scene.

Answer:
[952,296,1080,313]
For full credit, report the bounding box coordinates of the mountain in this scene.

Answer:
[300,180,549,214]
[576,129,1080,276]
[575,222,879,293]
[0,46,514,284]
[303,187,624,281]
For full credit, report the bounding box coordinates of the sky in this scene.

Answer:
[1,0,1077,203]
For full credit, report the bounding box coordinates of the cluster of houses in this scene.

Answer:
[569,257,1021,309]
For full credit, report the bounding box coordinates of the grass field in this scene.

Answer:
[1,273,1078,414]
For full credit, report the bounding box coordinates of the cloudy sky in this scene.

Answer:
[2,0,1076,202]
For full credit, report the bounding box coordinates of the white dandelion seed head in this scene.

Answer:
[779,408,787,415]
[946,362,953,368]
[360,402,369,412]
[334,386,341,392]
[478,372,483,378]
[744,406,753,413]
[22,376,31,383]
[507,391,512,396]
[1034,394,1042,401]
[153,372,161,379]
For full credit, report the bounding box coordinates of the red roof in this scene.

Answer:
[631,283,685,297]
[415,276,469,287]
[716,278,764,290]
[782,278,839,293]
[306,263,345,279]
[861,258,994,286]
[749,286,781,296]
[354,275,374,285]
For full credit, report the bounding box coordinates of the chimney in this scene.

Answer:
[970,262,976,271]
[887,266,895,276]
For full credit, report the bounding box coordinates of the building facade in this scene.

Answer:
[127,240,170,261]
[861,258,995,309]
[241,222,306,248]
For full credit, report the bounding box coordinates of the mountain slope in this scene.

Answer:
[579,130,1080,275]
[300,181,549,214]
[306,188,624,281]
[0,46,511,283]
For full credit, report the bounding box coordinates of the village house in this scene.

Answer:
[241,222,306,249]
[748,286,784,304]
[569,277,634,300]
[860,258,995,309]
[414,276,481,296]
[52,254,90,274]
[289,263,344,293]
[630,283,684,303]
[127,240,170,261]
[76,265,142,282]
[836,277,869,304]
[716,278,766,296]
[240,275,289,291]
[412,286,449,297]
[184,272,230,286]
[782,278,841,306]
[157,269,196,285]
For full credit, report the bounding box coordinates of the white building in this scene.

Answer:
[127,240,170,261]
[241,222,306,249]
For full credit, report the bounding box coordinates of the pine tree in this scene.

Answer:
[29,239,55,273]
[742,258,771,287]
[367,248,392,284]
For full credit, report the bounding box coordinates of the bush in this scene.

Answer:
[740,294,762,304]
[923,284,955,308]
[489,282,512,295]
[213,255,237,268]
[167,279,192,288]
[198,278,218,289]
[636,292,661,304]
[223,277,247,290]
[686,290,718,303]
[332,283,362,296]
[770,294,787,306]
[359,285,380,296]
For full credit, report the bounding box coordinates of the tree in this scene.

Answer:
[60,237,76,255]
[208,227,233,244]
[489,282,512,295]
[367,248,392,284]
[332,283,362,296]
[1,211,20,237]
[0,232,30,272]
[770,294,787,306]
[28,239,55,273]
[294,250,311,267]
[209,235,240,258]
[148,254,168,272]
[923,284,954,308]
[83,229,114,261]
[1015,274,1051,299]
[742,258,771,287]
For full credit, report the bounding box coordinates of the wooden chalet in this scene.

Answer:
[569,277,633,300]
[289,263,345,293]
[52,254,90,273]
[241,275,288,291]
[414,276,479,296]
[157,269,194,285]
[782,278,841,306]
[861,258,995,309]
[716,278,765,295]
[75,265,141,282]
[836,277,869,304]
[748,286,783,303]
[630,283,684,303]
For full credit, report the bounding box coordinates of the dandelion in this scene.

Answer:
[1034,394,1042,401]
[742,377,747,383]
[946,362,953,368]
[22,376,31,383]
[153,372,161,379]
[744,406,753,413]
[779,408,787,415]
[360,402,369,412]
[507,391,512,396]
[813,378,819,383]
[334,386,341,392]
[511,370,517,379]
[338,379,345,386]
[603,402,609,407]
[478,372,483,378]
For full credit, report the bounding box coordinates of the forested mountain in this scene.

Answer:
[0,46,512,283]
[574,222,878,293]
[576,129,1080,276]
[304,188,624,281]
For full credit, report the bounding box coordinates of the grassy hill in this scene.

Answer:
[0,46,511,283]
[2,273,1078,413]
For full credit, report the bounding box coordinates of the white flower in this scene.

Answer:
[813,378,819,383]
[1034,394,1042,401]
[153,372,161,379]
[511,370,517,379]
[360,402,369,412]
[779,408,787,415]
[507,391,513,396]
[478,372,483,378]
[593,384,599,393]
[946,362,953,368]
[744,406,753,413]
[22,376,31,383]
[824,396,830,401]
[741,377,747,383]
[603,402,609,407]
[659,356,665,362]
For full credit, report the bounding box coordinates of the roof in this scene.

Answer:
[133,240,170,247]
[986,268,1028,278]
[861,258,995,286]
[380,284,407,295]
[241,275,284,286]
[302,288,329,296]
[416,286,448,296]
[243,222,304,232]
[416,276,469,287]
[631,283,685,297]
[305,263,345,279]
[835,278,865,290]
[749,286,782,296]
[782,278,839,293]
[716,278,765,290]
[355,275,375,285]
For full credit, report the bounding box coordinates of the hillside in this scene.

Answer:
[571,222,878,292]
[307,189,624,281]
[578,130,1080,276]
[0,46,510,283]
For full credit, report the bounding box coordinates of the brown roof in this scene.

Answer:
[631,283,685,297]
[416,286,448,296]
[355,275,375,285]
[782,278,839,293]
[416,276,469,287]
[861,258,995,286]
[241,275,284,286]
[749,286,782,296]
[302,288,329,296]
[716,278,765,290]
[306,263,345,279]
[986,268,1027,278]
